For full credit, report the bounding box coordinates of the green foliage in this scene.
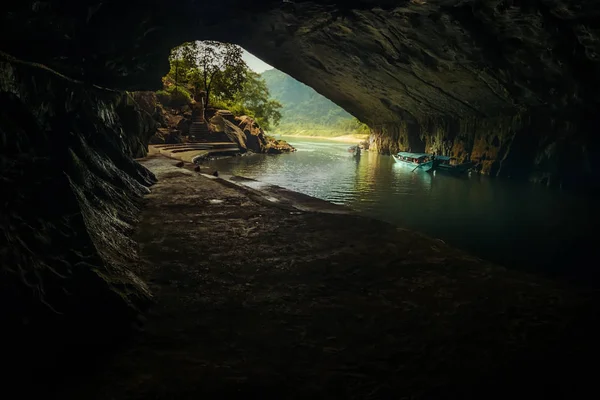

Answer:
[156,90,171,105]
[274,123,370,137]
[261,69,354,127]
[189,41,247,107]
[155,87,192,107]
[170,88,193,107]
[158,41,282,130]
[259,69,372,137]
[227,71,282,131]
[209,97,229,111]
[167,42,200,89]
[335,117,370,134]
[163,41,248,109]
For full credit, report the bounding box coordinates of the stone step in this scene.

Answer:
[189,122,210,138]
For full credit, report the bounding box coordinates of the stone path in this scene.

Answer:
[149,143,241,163]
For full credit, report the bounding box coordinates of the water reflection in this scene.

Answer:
[208,137,599,282]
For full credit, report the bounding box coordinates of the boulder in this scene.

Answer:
[177,118,192,135]
[209,112,294,154]
[164,132,182,144]
[215,109,237,123]
[149,128,182,145]
[236,115,269,153]
[265,138,296,154]
[210,113,248,151]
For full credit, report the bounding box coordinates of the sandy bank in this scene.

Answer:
[277,133,369,143]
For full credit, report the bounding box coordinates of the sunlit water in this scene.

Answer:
[208,137,599,282]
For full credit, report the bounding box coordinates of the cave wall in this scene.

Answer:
[0,0,598,376]
[1,0,599,340]
[370,111,598,188]
[228,1,600,187]
[0,51,158,362]
[2,1,599,186]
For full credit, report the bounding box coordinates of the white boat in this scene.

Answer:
[392,152,435,172]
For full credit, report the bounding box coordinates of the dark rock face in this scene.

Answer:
[176,117,192,135]
[1,0,600,356]
[235,0,600,187]
[116,91,163,157]
[0,52,156,364]
[370,111,597,188]
[3,0,599,186]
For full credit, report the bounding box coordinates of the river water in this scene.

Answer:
[208,136,599,282]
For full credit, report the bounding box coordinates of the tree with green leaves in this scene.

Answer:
[161,41,281,129]
[228,71,282,131]
[188,41,247,108]
[168,42,199,90]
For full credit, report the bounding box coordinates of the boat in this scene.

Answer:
[392,152,435,172]
[348,145,361,157]
[432,155,474,175]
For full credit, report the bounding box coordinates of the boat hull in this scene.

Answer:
[435,162,474,175]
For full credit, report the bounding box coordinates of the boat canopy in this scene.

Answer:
[435,155,452,161]
[396,152,429,159]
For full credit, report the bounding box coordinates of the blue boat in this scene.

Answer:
[392,152,435,172]
[432,155,474,175]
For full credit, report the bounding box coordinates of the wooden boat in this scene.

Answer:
[432,155,474,174]
[392,152,435,172]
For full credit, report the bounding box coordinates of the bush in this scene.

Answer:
[170,88,192,107]
[210,98,229,110]
[155,87,192,107]
[156,90,171,106]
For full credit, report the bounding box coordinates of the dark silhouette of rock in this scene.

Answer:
[175,161,184,168]
[0,52,155,380]
[212,170,219,177]
[193,165,200,172]
[176,118,192,135]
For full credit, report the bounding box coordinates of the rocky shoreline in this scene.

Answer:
[150,106,295,156]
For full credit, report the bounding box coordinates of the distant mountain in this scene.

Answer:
[261,69,353,128]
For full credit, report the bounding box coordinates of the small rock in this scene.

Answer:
[213,170,219,177]
[175,161,184,168]
[194,165,200,172]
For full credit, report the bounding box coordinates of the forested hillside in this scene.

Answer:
[261,69,367,136]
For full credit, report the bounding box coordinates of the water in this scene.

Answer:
[208,137,599,282]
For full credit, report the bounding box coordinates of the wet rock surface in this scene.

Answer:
[57,156,598,399]
[0,52,156,376]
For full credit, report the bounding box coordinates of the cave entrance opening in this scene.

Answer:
[157,40,282,132]
[156,40,369,144]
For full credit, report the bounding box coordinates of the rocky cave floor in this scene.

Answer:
[54,156,598,399]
